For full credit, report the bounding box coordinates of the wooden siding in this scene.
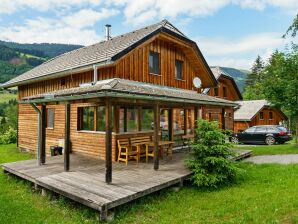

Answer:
[207,76,241,101]
[234,107,286,133]
[18,103,117,161]
[201,106,234,130]
[18,37,205,100]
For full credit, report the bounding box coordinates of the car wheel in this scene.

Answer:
[265,136,276,145]
[231,137,239,144]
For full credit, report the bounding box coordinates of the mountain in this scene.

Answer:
[212,66,250,93]
[0,41,83,84]
[0,40,83,58]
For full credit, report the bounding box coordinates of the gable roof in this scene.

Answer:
[234,100,270,121]
[2,19,216,88]
[203,66,242,100]
[20,78,237,107]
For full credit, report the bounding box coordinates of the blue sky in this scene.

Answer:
[0,0,297,70]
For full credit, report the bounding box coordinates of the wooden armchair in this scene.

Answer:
[117,139,139,165]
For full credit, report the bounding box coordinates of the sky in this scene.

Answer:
[0,0,297,70]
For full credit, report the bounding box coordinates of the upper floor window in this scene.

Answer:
[60,77,66,86]
[214,87,219,96]
[149,51,159,74]
[269,111,273,120]
[259,112,264,120]
[175,60,183,79]
[46,108,54,128]
[223,86,227,97]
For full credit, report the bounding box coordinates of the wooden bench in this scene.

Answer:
[117,139,139,165]
[130,136,152,160]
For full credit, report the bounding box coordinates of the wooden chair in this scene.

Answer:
[130,136,152,160]
[117,139,139,165]
[145,144,155,163]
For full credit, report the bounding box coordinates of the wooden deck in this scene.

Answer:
[2,152,191,220]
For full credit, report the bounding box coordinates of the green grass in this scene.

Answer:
[239,139,298,156]
[1,144,298,223]
[0,93,17,103]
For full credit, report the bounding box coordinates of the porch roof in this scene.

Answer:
[20,78,238,107]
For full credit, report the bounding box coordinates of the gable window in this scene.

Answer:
[269,111,273,120]
[175,60,183,79]
[259,112,264,120]
[149,51,159,74]
[46,108,54,128]
[214,87,219,96]
[223,87,227,97]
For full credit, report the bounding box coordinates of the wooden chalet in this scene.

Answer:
[234,100,288,133]
[1,20,237,220]
[202,66,242,130]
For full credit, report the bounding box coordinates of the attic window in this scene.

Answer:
[223,86,227,97]
[60,77,66,86]
[269,111,273,120]
[259,112,264,120]
[175,60,183,80]
[149,51,160,74]
[214,87,218,96]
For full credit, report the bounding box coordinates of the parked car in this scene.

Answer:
[231,125,292,145]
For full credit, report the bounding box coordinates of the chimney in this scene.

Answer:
[105,24,111,41]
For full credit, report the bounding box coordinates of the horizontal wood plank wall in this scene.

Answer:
[70,103,116,161]
[115,39,198,90]
[250,108,283,126]
[208,77,241,101]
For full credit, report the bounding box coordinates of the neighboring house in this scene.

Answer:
[202,66,242,130]
[1,19,237,181]
[234,100,288,133]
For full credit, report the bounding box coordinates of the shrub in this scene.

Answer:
[0,127,17,144]
[187,119,244,189]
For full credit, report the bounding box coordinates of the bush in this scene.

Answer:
[0,127,17,144]
[187,119,244,189]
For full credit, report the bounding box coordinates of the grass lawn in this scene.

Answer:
[1,144,298,223]
[239,139,298,156]
[0,93,17,103]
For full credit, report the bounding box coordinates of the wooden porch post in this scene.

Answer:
[105,99,112,184]
[168,109,173,141]
[64,103,70,172]
[153,103,160,171]
[184,109,187,135]
[194,106,199,129]
[221,108,226,130]
[41,105,46,164]
[137,106,142,131]
[124,108,127,132]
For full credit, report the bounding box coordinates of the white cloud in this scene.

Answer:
[0,8,119,45]
[106,0,298,26]
[0,0,102,14]
[198,32,293,69]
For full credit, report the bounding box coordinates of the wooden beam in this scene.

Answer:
[137,106,142,131]
[105,99,112,184]
[114,105,120,133]
[168,109,173,141]
[221,108,226,130]
[184,109,187,135]
[64,103,70,172]
[153,104,160,171]
[123,108,127,132]
[41,105,46,164]
[194,106,199,129]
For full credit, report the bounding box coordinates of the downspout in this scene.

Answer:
[31,103,42,166]
[93,65,99,84]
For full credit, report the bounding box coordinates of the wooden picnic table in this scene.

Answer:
[145,141,175,161]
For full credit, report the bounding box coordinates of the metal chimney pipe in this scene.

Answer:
[105,24,111,41]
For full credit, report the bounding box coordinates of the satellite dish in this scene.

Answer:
[193,77,202,88]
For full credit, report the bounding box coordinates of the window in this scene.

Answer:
[245,127,256,133]
[255,127,266,133]
[60,77,66,86]
[142,108,153,131]
[175,60,183,79]
[46,108,54,128]
[96,106,106,131]
[269,111,273,120]
[223,87,227,97]
[149,51,159,74]
[80,107,94,131]
[214,87,219,96]
[259,112,264,120]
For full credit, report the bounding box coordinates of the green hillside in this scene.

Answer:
[218,67,250,93]
[0,41,82,84]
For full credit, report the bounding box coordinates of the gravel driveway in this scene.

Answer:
[245,154,298,164]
